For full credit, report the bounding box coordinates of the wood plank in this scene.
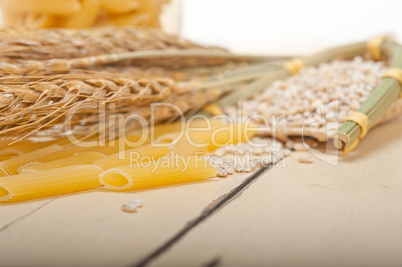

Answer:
[150,118,402,267]
[0,198,57,232]
[0,170,253,267]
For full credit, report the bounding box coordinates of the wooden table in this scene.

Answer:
[1,118,402,267]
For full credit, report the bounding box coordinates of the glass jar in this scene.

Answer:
[0,0,176,31]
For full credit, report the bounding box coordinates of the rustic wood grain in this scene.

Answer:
[0,172,253,267]
[150,118,402,267]
[1,118,401,267]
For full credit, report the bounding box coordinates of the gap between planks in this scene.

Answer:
[131,161,278,267]
[0,197,58,233]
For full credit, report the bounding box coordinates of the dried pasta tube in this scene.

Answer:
[0,144,62,175]
[0,149,22,162]
[108,10,149,26]
[35,144,125,163]
[0,167,9,177]
[2,0,82,15]
[170,135,209,156]
[24,14,59,28]
[143,121,185,140]
[85,134,152,156]
[99,157,218,191]
[115,133,151,153]
[0,165,103,203]
[31,146,90,163]
[2,10,25,26]
[20,152,105,173]
[154,120,254,154]
[135,0,161,27]
[207,122,256,151]
[93,145,169,170]
[143,118,227,143]
[0,139,57,153]
[154,132,181,144]
[52,136,80,147]
[62,134,149,155]
[185,122,256,151]
[64,0,100,28]
[101,0,140,14]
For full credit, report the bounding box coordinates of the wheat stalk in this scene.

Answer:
[0,26,291,141]
[0,62,255,141]
[0,26,288,76]
[0,27,220,61]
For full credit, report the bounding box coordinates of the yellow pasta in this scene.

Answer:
[113,133,151,152]
[140,119,255,155]
[135,0,160,27]
[2,0,82,15]
[206,122,256,151]
[107,10,149,26]
[132,122,182,141]
[0,165,102,203]
[62,133,148,152]
[23,133,148,166]
[170,135,209,156]
[0,139,54,154]
[137,118,227,143]
[2,10,25,26]
[0,167,9,177]
[154,132,180,144]
[101,0,140,14]
[20,152,105,173]
[99,157,217,191]
[0,148,22,162]
[64,0,100,28]
[0,144,62,175]
[167,121,256,153]
[24,14,59,28]
[93,144,170,170]
[50,136,75,146]
[30,146,89,164]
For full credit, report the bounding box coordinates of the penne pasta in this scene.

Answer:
[62,133,148,153]
[101,0,140,14]
[154,132,180,144]
[0,148,22,162]
[167,121,256,153]
[99,156,217,191]
[137,118,227,144]
[64,0,100,28]
[20,152,105,173]
[0,167,9,177]
[0,139,56,153]
[0,144,62,175]
[51,136,77,147]
[30,146,91,164]
[2,0,82,15]
[1,10,25,26]
[93,144,170,170]
[135,0,161,27]
[0,165,103,203]
[24,14,59,28]
[206,122,256,151]
[114,133,151,152]
[27,133,149,165]
[107,11,149,27]
[170,135,209,156]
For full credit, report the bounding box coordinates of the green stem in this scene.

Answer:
[336,41,402,152]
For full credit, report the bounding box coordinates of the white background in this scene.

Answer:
[180,0,402,55]
[1,0,401,56]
